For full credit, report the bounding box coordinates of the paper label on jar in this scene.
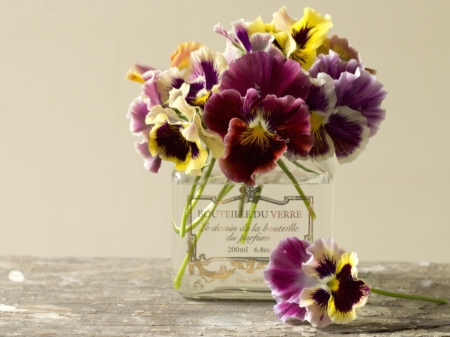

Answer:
[187,185,313,262]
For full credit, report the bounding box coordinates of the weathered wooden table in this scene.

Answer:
[0,257,448,336]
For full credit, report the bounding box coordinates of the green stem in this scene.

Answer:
[292,160,319,175]
[239,185,263,244]
[371,287,447,304]
[173,183,235,290]
[180,158,216,237]
[277,158,316,220]
[237,184,245,218]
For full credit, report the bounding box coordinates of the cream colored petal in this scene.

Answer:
[271,6,296,31]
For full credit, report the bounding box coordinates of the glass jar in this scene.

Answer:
[171,157,334,299]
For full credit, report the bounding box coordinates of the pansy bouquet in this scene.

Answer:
[126,7,386,295]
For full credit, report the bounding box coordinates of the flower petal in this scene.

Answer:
[264,237,316,304]
[271,6,297,32]
[261,94,314,158]
[170,41,203,70]
[273,302,307,322]
[203,89,246,138]
[299,286,334,328]
[220,51,311,101]
[309,50,361,80]
[335,68,387,137]
[219,118,287,186]
[303,238,346,280]
[327,254,370,324]
[307,73,337,115]
[308,122,335,161]
[134,140,162,173]
[288,8,333,70]
[149,115,207,174]
[325,106,370,163]
[127,96,151,135]
[233,19,252,52]
[142,70,163,108]
[249,33,285,58]
[185,47,228,92]
[193,114,224,159]
[156,68,185,105]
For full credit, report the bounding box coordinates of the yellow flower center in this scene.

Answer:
[310,112,324,132]
[327,278,340,292]
[241,123,270,148]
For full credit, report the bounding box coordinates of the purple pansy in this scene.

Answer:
[264,237,370,328]
[263,237,316,322]
[303,73,370,163]
[204,88,313,185]
[335,68,387,137]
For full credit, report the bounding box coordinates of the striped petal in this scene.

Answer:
[142,70,163,108]
[303,238,346,280]
[309,50,361,80]
[327,253,370,324]
[264,237,316,306]
[288,8,333,70]
[185,47,228,92]
[335,68,387,137]
[299,286,334,328]
[127,96,151,135]
[219,118,287,186]
[262,94,313,158]
[273,302,307,323]
[156,68,185,105]
[149,114,207,175]
[325,106,370,163]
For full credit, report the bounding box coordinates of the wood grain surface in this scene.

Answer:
[0,257,449,336]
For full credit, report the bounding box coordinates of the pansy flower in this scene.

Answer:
[304,73,370,163]
[264,237,370,328]
[148,110,208,176]
[203,51,313,185]
[204,89,313,185]
[183,47,229,107]
[248,7,333,70]
[300,238,370,327]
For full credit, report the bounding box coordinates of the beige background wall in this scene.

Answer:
[1,0,449,262]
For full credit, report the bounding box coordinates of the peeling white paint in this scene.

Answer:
[0,304,27,312]
[8,270,25,282]
[32,313,66,320]
[359,265,386,272]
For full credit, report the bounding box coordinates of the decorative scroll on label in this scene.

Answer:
[186,185,313,284]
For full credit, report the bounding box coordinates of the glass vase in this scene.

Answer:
[171,158,334,299]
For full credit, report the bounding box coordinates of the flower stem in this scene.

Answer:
[277,158,316,220]
[370,287,447,304]
[173,182,234,290]
[237,184,245,217]
[292,160,319,175]
[180,158,216,237]
[239,185,263,244]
